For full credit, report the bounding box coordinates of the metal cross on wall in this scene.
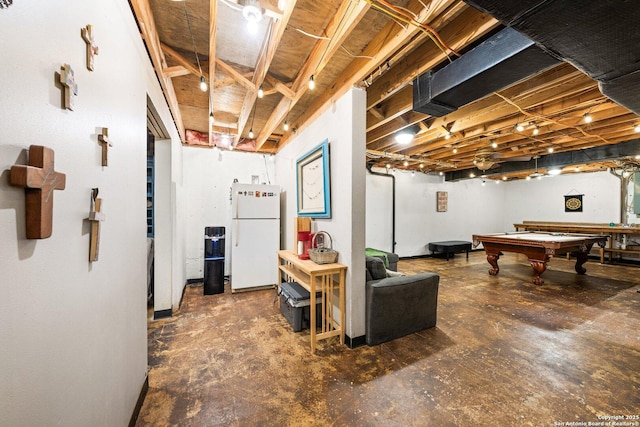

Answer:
[98,127,113,166]
[60,64,78,110]
[10,145,66,239]
[81,24,99,71]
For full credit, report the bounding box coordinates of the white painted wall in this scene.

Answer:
[503,171,620,229]
[366,169,506,257]
[365,169,623,258]
[275,88,367,339]
[0,1,181,425]
[182,147,276,280]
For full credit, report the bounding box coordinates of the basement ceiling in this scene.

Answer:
[130,0,640,180]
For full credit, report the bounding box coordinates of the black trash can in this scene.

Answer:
[204,226,225,295]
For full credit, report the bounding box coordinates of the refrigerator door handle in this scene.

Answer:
[234,200,240,247]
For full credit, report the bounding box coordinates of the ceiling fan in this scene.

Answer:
[473,150,500,171]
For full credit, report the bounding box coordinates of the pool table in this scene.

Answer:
[472,232,608,285]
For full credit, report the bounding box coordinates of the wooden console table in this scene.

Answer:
[277,250,346,353]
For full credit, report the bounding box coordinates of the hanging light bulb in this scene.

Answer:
[516,123,524,132]
[411,171,415,177]
[199,76,208,92]
[385,163,391,169]
[583,113,592,123]
[283,120,289,131]
[439,171,443,176]
[308,74,315,90]
[419,163,424,169]
[444,131,452,140]
[249,128,254,139]
[548,147,554,153]
[634,124,640,133]
[209,111,214,124]
[532,126,540,136]
[491,140,498,149]
[403,160,409,167]
[229,144,234,151]
[452,147,458,154]
[258,84,264,98]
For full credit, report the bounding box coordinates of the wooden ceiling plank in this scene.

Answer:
[366,86,413,131]
[214,72,254,89]
[235,0,299,144]
[163,65,190,78]
[400,87,605,156]
[366,6,499,110]
[208,0,217,145]
[215,58,254,93]
[161,42,209,80]
[130,0,185,141]
[265,0,448,151]
[265,74,295,99]
[255,0,370,149]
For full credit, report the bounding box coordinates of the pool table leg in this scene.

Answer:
[487,253,500,276]
[530,260,547,285]
[574,250,590,274]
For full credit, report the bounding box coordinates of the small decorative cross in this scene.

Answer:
[10,145,66,239]
[87,188,105,262]
[60,64,78,110]
[81,24,99,71]
[98,127,113,166]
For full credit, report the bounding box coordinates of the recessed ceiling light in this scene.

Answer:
[394,132,414,145]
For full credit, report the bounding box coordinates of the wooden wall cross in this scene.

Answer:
[10,145,66,239]
[60,64,78,110]
[87,188,105,262]
[81,24,99,71]
[98,127,113,166]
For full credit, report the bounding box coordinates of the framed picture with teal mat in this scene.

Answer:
[296,139,331,218]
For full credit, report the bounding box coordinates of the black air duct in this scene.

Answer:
[413,27,559,117]
[464,0,640,115]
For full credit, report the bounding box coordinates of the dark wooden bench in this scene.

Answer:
[428,241,472,261]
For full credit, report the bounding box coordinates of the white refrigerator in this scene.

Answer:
[230,183,281,291]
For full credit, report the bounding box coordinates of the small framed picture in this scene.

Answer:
[436,191,448,212]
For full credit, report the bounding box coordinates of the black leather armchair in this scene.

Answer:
[365,256,439,346]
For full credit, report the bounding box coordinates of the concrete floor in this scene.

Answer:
[136,252,640,426]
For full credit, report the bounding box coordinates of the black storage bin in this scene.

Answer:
[204,226,225,295]
[279,282,322,332]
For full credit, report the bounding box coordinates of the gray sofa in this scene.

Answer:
[365,256,439,346]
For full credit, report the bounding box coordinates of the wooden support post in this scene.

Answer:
[10,145,66,239]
